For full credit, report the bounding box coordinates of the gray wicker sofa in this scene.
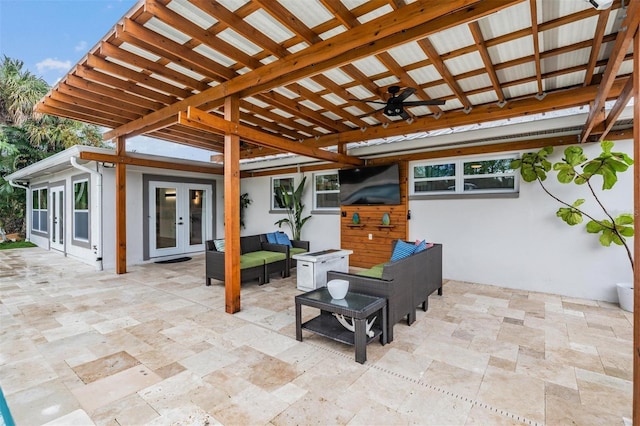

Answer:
[326,242,442,342]
[205,235,289,286]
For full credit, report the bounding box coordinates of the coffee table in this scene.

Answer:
[295,287,387,364]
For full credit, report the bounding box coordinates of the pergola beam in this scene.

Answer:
[179,107,365,166]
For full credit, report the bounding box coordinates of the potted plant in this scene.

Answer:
[512,141,634,311]
[274,176,312,240]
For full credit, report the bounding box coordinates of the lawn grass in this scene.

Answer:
[0,240,37,250]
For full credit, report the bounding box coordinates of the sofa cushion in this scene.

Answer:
[244,250,287,264]
[240,254,264,269]
[356,263,385,278]
[289,247,307,257]
[390,240,416,261]
[275,232,292,247]
[265,232,278,244]
[213,239,225,252]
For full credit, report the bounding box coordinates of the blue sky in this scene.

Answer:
[0,0,216,161]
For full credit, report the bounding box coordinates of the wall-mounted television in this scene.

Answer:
[338,163,401,205]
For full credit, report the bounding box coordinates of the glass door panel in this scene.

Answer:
[155,187,177,250]
[189,189,204,246]
[50,186,64,252]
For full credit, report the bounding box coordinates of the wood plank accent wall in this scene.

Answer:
[340,161,409,268]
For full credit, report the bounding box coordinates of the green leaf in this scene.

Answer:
[586,220,605,233]
[554,163,575,183]
[599,229,613,246]
[619,226,634,237]
[600,140,614,153]
[563,146,587,166]
[557,207,583,225]
[614,214,634,226]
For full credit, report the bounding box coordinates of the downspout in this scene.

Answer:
[70,157,103,271]
[8,180,29,241]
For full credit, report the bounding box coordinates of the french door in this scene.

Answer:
[149,182,212,258]
[49,185,64,252]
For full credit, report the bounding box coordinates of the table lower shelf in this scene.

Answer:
[301,313,383,346]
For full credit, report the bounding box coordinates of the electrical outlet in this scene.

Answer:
[368,233,372,240]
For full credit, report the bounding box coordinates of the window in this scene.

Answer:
[271,176,294,211]
[73,180,89,241]
[31,187,48,233]
[411,155,518,195]
[313,172,339,210]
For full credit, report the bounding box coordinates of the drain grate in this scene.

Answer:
[306,341,542,426]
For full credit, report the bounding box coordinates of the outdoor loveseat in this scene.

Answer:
[327,241,442,342]
[205,235,289,285]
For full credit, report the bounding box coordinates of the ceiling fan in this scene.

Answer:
[352,85,445,120]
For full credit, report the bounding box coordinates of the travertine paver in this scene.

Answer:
[0,247,633,425]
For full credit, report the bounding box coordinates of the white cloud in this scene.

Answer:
[75,41,88,52]
[36,58,72,73]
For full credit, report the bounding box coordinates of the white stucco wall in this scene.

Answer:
[240,140,633,303]
[240,174,341,251]
[406,139,634,302]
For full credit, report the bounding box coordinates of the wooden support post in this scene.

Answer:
[115,136,127,274]
[224,96,241,313]
[633,24,639,426]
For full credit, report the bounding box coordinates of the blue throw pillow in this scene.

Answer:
[414,240,427,253]
[390,240,415,261]
[275,232,292,247]
[266,232,277,244]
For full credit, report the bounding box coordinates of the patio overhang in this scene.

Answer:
[30,0,640,417]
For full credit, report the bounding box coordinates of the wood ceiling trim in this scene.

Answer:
[143,1,262,70]
[119,17,235,82]
[103,0,508,141]
[581,0,640,142]
[238,100,323,137]
[584,8,611,86]
[85,54,191,100]
[191,0,289,58]
[64,75,159,113]
[253,0,321,45]
[74,65,176,106]
[257,91,351,133]
[99,41,208,92]
[468,21,505,104]
[302,77,629,148]
[79,151,224,174]
[417,37,472,110]
[180,107,364,166]
[529,0,543,96]
[50,91,139,121]
[599,74,634,139]
[37,104,126,128]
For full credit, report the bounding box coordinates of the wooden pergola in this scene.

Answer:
[34,0,639,418]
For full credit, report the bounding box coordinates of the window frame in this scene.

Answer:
[270,175,295,212]
[410,154,519,197]
[312,171,340,211]
[31,186,48,235]
[72,178,90,243]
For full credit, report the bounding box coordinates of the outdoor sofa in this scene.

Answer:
[259,231,310,276]
[205,235,289,285]
[326,241,443,342]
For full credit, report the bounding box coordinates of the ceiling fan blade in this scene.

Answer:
[396,87,416,102]
[358,106,386,118]
[398,109,411,120]
[402,100,446,106]
[349,98,387,105]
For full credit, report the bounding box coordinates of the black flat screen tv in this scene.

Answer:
[338,163,401,205]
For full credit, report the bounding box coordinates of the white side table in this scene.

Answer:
[293,249,353,291]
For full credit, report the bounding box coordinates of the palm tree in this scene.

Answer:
[0,56,103,234]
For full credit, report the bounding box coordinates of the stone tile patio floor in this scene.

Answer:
[0,247,633,425]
